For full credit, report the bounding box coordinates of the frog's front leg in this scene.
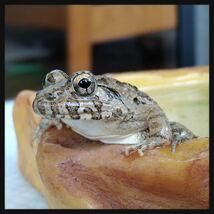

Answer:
[32,118,63,144]
[125,109,172,156]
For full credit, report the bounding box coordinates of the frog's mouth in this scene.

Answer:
[32,98,44,116]
[33,96,110,120]
[33,97,79,118]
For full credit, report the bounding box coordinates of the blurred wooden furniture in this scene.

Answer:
[5,5,177,74]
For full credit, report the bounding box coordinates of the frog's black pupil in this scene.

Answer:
[78,78,91,88]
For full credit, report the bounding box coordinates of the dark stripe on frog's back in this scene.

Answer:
[121,82,138,92]
[97,76,138,91]
[97,77,109,85]
[97,75,155,106]
[132,94,155,106]
[97,76,139,104]
[136,90,157,105]
[109,77,155,104]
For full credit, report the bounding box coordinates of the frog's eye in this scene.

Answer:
[43,69,69,88]
[71,71,97,96]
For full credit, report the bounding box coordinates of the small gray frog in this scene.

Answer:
[32,69,197,156]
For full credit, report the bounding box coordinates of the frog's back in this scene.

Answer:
[96,75,156,108]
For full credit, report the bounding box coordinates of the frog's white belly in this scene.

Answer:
[97,133,141,145]
[62,119,140,145]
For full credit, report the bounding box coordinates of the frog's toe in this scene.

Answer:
[137,149,144,156]
[137,145,148,156]
[124,146,134,156]
[124,143,147,156]
[171,139,182,153]
[171,142,177,153]
[55,122,63,130]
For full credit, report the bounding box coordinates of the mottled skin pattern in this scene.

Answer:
[33,70,197,156]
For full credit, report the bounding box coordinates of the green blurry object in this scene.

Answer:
[6,62,46,78]
[5,62,47,98]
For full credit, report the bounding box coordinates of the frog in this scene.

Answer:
[32,69,197,156]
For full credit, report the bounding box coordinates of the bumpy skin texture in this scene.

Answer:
[32,70,197,155]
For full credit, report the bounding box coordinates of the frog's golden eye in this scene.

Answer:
[43,69,69,88]
[71,71,97,96]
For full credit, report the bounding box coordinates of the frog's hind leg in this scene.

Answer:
[124,129,168,156]
[170,122,197,153]
[125,122,197,156]
[125,136,168,156]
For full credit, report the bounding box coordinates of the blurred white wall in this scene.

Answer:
[194,5,209,66]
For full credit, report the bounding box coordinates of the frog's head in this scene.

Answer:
[33,70,129,121]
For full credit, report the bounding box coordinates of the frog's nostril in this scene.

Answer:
[46,92,56,101]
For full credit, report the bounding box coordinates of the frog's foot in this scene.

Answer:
[171,130,198,153]
[31,118,63,145]
[171,140,179,153]
[124,137,168,156]
[171,134,198,153]
[170,122,198,153]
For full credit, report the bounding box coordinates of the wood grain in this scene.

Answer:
[66,6,92,72]
[90,5,177,43]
